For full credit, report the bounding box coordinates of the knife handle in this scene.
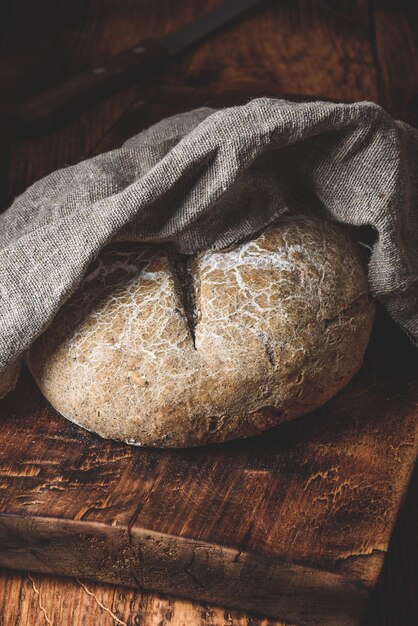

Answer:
[16,39,169,133]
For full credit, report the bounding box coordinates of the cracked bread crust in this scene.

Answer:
[27,217,375,447]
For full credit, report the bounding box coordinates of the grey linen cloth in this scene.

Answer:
[1,98,418,397]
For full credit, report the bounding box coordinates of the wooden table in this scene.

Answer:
[1,1,417,625]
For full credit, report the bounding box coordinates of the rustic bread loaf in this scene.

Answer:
[27,217,375,447]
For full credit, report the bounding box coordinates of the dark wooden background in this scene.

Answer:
[0,1,417,624]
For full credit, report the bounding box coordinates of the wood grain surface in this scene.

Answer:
[0,571,292,626]
[1,1,417,625]
[373,0,418,126]
[1,303,418,626]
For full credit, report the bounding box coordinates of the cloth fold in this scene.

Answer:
[1,98,417,397]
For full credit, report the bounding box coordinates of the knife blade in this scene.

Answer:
[16,0,264,133]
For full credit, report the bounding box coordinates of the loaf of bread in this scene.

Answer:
[27,217,375,447]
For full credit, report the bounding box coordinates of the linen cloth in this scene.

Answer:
[1,98,417,397]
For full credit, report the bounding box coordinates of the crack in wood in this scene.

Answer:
[127,470,162,546]
[182,552,205,590]
[76,500,113,522]
[233,549,242,564]
[129,563,146,594]
[234,519,256,557]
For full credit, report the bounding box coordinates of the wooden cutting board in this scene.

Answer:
[0,305,417,626]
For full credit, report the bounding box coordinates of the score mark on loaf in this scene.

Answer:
[27,216,375,447]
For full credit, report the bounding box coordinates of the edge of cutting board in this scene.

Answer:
[0,512,369,626]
